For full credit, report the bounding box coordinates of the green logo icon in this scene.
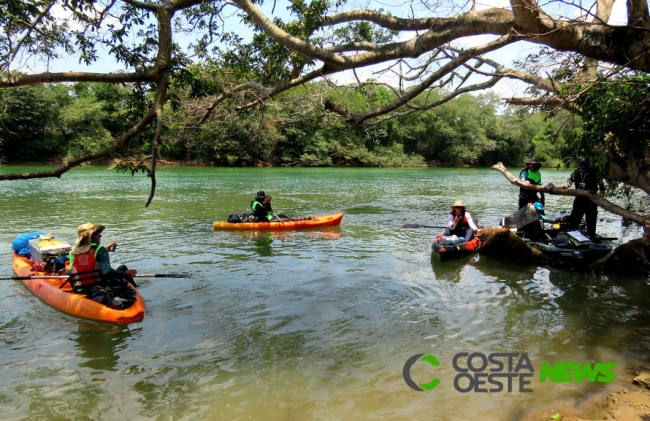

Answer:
[403,354,441,391]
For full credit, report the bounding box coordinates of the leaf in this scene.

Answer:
[550,413,560,419]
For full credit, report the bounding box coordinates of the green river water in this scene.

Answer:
[0,165,648,421]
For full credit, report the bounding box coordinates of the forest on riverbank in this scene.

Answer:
[0,75,576,169]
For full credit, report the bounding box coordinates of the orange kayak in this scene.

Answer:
[214,212,343,230]
[12,252,145,324]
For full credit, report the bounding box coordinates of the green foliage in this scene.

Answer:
[0,73,572,168]
[0,79,152,162]
[188,111,283,166]
[571,72,650,171]
[390,92,499,165]
[0,82,69,161]
[59,94,114,159]
[332,21,397,45]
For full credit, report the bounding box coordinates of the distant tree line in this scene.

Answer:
[0,74,578,168]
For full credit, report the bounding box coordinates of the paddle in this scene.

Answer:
[7,273,191,280]
[272,211,285,226]
[133,274,191,278]
[402,224,448,229]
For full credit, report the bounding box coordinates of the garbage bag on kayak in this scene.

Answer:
[11,232,47,257]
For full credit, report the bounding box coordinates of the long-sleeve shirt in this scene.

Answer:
[447,211,479,231]
[539,213,558,224]
[95,246,126,279]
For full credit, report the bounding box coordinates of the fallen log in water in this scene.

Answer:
[476,228,549,264]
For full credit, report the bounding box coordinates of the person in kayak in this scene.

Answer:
[564,157,605,238]
[251,191,274,221]
[445,200,480,241]
[518,157,545,209]
[250,191,291,222]
[67,222,137,293]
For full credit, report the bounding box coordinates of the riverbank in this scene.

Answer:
[1,157,458,168]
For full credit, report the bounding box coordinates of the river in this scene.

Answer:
[0,165,647,420]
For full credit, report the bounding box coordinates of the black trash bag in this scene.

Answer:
[87,283,137,310]
[227,212,256,223]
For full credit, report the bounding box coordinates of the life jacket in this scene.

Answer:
[251,200,272,221]
[519,168,542,199]
[525,169,541,184]
[451,210,470,230]
[68,244,104,293]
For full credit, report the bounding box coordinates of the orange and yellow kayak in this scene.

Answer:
[214,212,343,230]
[12,252,145,324]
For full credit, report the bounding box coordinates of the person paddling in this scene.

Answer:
[445,201,480,241]
[67,222,137,293]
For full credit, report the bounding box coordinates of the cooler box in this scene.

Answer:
[29,237,72,263]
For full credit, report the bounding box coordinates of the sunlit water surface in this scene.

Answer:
[0,165,647,421]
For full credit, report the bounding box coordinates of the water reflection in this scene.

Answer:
[74,322,135,371]
[223,227,344,256]
[430,251,478,282]
[253,234,274,256]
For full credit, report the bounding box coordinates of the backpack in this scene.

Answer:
[227,212,256,223]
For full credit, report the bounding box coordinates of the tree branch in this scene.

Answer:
[491,162,650,229]
[324,35,513,123]
[0,70,156,88]
[0,111,157,181]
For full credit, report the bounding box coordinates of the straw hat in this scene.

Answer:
[72,222,105,254]
[451,200,465,208]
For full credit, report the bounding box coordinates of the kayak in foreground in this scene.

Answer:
[12,252,145,324]
[213,212,343,230]
[432,234,482,262]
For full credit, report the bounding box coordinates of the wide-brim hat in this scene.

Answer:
[526,157,541,165]
[451,200,465,208]
[75,222,105,244]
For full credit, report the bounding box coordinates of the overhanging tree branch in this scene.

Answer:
[492,162,650,229]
